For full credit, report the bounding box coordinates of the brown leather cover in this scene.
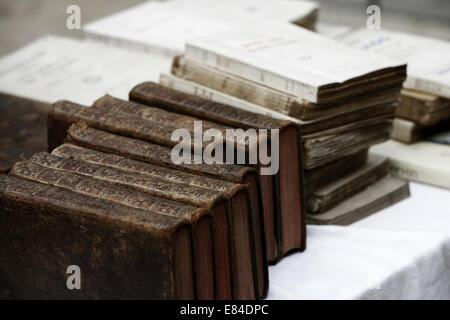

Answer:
[29,152,226,209]
[64,125,268,297]
[28,151,266,299]
[9,160,216,299]
[129,82,295,131]
[10,161,210,224]
[0,175,193,299]
[129,82,305,262]
[52,143,242,200]
[66,123,255,184]
[51,143,267,299]
[47,99,252,153]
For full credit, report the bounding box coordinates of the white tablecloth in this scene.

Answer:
[267,182,450,300]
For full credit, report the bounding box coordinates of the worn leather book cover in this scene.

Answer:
[307,176,410,225]
[130,82,305,262]
[51,143,268,300]
[172,56,403,121]
[46,99,267,271]
[0,175,197,299]
[64,123,274,275]
[28,151,265,300]
[62,124,267,298]
[306,155,388,214]
[0,93,48,173]
[304,150,368,194]
[91,95,276,263]
[47,99,252,153]
[9,160,216,300]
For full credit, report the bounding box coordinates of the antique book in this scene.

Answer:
[52,143,267,300]
[0,36,171,106]
[302,121,391,169]
[159,74,398,135]
[184,22,406,103]
[0,175,200,299]
[47,98,268,291]
[336,29,450,99]
[84,0,319,57]
[370,140,450,189]
[47,99,252,153]
[9,160,217,299]
[28,151,263,300]
[64,123,272,272]
[396,89,450,127]
[157,74,393,169]
[304,150,368,194]
[0,93,48,173]
[171,55,403,120]
[130,82,305,262]
[306,155,388,213]
[391,118,450,144]
[307,176,410,225]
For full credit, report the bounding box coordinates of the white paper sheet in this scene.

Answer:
[0,36,172,105]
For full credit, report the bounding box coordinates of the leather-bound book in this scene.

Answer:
[28,151,264,300]
[47,99,252,155]
[52,143,266,300]
[9,160,215,300]
[130,82,305,262]
[65,123,273,272]
[47,97,275,266]
[0,175,199,299]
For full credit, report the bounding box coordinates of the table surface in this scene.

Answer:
[267,181,450,299]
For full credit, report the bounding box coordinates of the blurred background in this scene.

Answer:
[0,0,449,57]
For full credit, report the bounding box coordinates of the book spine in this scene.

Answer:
[66,124,250,183]
[184,44,318,102]
[93,95,234,135]
[52,144,243,197]
[130,82,292,130]
[10,160,208,224]
[29,152,225,208]
[50,100,213,150]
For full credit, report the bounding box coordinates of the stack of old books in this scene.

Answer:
[3,91,296,299]
[3,74,313,298]
[335,29,450,189]
[336,29,450,144]
[153,21,411,226]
